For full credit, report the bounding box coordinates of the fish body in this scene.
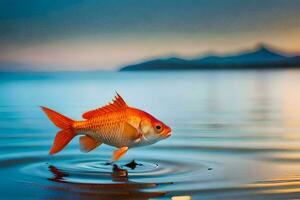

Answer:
[41,94,171,161]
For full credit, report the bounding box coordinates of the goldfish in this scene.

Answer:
[41,93,171,161]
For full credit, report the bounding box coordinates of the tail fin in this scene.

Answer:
[41,106,75,155]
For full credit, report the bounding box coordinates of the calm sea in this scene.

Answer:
[1,70,300,199]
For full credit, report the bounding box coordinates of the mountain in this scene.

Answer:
[119,44,300,71]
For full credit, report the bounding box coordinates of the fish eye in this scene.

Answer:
[154,123,164,133]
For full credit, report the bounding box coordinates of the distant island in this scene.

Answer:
[119,44,300,71]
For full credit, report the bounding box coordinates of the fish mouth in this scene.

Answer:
[164,132,172,138]
[163,126,172,138]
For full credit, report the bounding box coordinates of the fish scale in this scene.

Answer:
[41,93,171,161]
[76,111,128,147]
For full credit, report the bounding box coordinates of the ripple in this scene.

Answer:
[1,145,300,199]
[0,151,217,199]
[15,153,213,185]
[2,140,300,199]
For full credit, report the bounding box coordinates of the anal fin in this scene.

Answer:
[79,135,102,152]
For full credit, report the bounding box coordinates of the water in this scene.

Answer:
[1,70,300,199]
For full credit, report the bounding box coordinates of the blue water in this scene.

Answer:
[1,70,300,199]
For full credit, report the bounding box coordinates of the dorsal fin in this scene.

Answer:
[82,93,128,119]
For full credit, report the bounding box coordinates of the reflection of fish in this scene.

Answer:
[41,93,171,161]
[48,164,167,199]
[111,164,129,182]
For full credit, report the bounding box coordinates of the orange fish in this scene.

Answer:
[41,93,171,161]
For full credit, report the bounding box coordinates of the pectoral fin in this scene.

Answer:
[124,122,140,140]
[79,135,102,152]
[112,146,129,162]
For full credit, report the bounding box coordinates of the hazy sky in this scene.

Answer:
[1,0,300,70]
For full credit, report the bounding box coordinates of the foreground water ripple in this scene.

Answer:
[1,71,300,199]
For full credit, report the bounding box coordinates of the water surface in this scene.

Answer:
[1,70,300,199]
